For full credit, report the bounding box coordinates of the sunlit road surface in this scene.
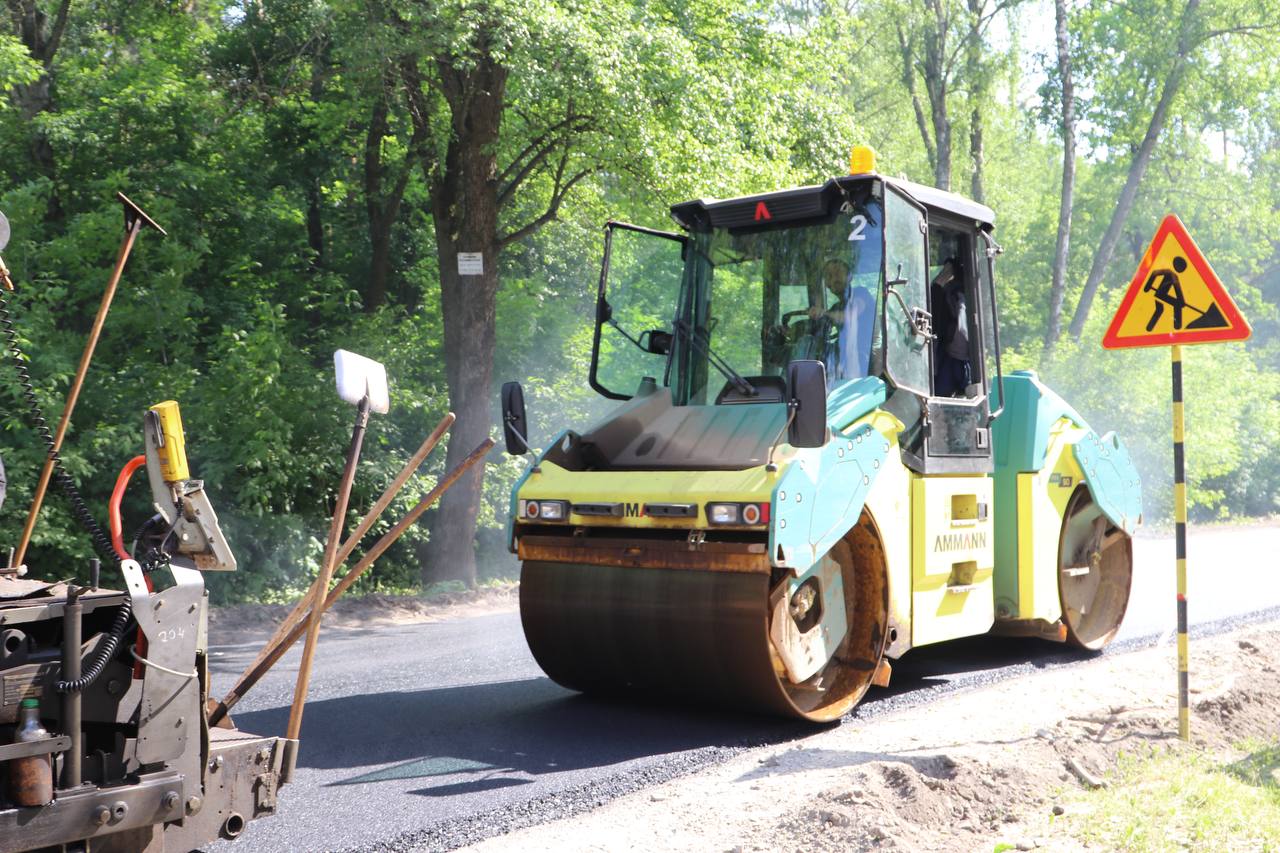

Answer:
[207,523,1279,853]
[1122,523,1280,643]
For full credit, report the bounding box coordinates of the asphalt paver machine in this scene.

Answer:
[0,199,293,851]
[503,147,1143,721]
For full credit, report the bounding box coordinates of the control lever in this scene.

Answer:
[884,263,935,342]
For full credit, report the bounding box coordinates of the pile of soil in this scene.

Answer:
[209,582,518,640]
[465,623,1280,852]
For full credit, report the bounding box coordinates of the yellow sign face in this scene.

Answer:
[1102,215,1250,349]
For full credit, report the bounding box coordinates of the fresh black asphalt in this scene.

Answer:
[207,526,1280,852]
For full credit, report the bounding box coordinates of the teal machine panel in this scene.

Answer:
[770,420,890,573]
[990,370,1143,617]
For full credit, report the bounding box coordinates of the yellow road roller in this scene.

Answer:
[502,147,1141,721]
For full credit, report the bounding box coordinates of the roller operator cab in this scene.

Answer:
[504,148,1143,721]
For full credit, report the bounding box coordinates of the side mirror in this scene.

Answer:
[786,360,828,448]
[501,381,530,456]
[641,330,672,355]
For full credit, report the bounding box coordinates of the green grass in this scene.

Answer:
[1077,742,1280,852]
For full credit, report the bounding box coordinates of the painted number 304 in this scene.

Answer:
[157,627,185,643]
[848,215,867,241]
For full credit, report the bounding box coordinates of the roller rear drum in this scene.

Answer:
[1057,486,1133,650]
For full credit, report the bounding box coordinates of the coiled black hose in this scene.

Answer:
[55,593,132,693]
[0,289,119,566]
[0,287,132,693]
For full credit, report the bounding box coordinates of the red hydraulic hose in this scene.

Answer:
[110,454,154,681]
[109,455,147,561]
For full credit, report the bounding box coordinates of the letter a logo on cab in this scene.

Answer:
[754,201,771,222]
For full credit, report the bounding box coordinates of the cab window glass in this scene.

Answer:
[592,226,684,398]
[976,240,996,394]
[882,188,930,396]
[676,198,884,404]
[927,226,976,398]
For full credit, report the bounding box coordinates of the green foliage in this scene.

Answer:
[0,0,1276,601]
[0,34,39,93]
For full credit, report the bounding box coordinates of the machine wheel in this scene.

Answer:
[1056,486,1133,650]
[519,512,890,722]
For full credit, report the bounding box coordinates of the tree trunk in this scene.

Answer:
[923,0,951,190]
[362,80,421,312]
[897,10,951,191]
[364,95,393,311]
[1066,0,1200,339]
[306,179,325,264]
[305,58,327,267]
[1044,0,1076,355]
[8,0,71,219]
[367,223,393,310]
[423,55,508,587]
[929,85,952,191]
[968,106,983,201]
[897,25,938,178]
[965,0,986,203]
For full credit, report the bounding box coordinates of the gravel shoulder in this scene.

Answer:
[208,583,518,641]
[463,620,1280,853]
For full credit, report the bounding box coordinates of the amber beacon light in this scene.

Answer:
[848,145,877,175]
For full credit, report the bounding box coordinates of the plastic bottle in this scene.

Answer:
[9,697,52,806]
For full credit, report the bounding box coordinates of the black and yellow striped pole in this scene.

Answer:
[1171,344,1189,741]
[1102,214,1250,743]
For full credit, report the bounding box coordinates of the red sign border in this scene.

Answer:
[1101,214,1251,349]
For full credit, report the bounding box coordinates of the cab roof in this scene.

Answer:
[669,174,995,232]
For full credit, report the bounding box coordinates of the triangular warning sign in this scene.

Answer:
[1102,214,1250,349]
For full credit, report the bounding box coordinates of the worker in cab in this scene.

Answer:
[809,256,877,383]
[930,256,972,397]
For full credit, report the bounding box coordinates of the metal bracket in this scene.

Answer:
[909,307,935,340]
[254,772,278,810]
[172,483,237,571]
[123,560,204,766]
[0,735,70,763]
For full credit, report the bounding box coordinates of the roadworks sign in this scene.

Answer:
[1102,214,1251,349]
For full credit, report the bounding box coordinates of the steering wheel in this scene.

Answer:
[813,311,840,345]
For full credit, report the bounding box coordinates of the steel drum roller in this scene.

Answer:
[521,525,888,722]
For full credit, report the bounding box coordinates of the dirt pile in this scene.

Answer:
[466,623,1280,853]
[751,632,1280,853]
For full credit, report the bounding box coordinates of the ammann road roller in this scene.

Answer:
[503,147,1142,721]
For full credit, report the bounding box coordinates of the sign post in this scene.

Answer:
[1102,214,1251,741]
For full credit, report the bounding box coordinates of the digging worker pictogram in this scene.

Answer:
[1139,254,1230,333]
[1143,256,1189,331]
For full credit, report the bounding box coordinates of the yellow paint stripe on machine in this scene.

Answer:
[516,460,775,529]
[1014,416,1087,625]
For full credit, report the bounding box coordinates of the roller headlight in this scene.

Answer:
[707,503,739,524]
[521,499,568,521]
[705,502,769,526]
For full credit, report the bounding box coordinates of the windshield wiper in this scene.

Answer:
[673,319,756,397]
